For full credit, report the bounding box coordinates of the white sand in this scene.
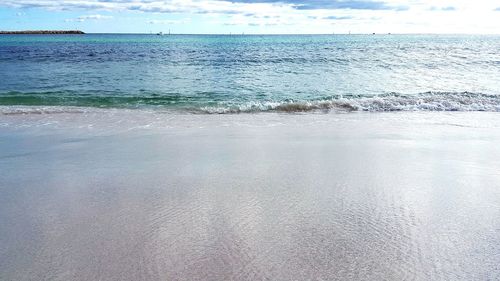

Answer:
[1,111,500,280]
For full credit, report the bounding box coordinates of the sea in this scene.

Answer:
[1,34,499,114]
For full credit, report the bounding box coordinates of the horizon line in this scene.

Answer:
[2,31,500,36]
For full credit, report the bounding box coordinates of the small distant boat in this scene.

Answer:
[157,32,163,36]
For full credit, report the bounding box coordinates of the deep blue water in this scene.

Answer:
[0,34,499,113]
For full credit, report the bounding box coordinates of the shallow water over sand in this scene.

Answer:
[1,112,500,280]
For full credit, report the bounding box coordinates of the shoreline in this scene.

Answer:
[1,109,498,133]
[0,91,499,114]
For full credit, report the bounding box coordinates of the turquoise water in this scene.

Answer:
[1,34,499,113]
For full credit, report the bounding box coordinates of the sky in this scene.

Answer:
[0,0,499,34]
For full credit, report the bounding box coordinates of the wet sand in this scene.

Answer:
[1,112,500,280]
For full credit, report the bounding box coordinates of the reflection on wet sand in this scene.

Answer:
[0,112,499,280]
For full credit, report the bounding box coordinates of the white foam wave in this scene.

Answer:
[0,106,90,115]
[1,92,499,115]
[198,92,500,114]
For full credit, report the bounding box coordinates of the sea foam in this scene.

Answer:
[1,92,499,115]
[196,92,500,114]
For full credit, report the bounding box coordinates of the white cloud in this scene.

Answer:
[65,14,113,22]
[78,14,113,20]
[1,0,500,33]
[148,18,191,25]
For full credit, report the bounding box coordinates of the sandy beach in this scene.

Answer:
[2,1,500,279]
[1,111,499,280]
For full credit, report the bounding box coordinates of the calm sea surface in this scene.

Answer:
[0,34,499,113]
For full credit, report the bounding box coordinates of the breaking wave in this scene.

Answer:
[197,92,500,113]
[0,91,499,114]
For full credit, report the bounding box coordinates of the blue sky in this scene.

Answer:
[0,0,499,34]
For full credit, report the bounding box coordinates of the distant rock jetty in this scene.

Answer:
[0,30,85,34]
